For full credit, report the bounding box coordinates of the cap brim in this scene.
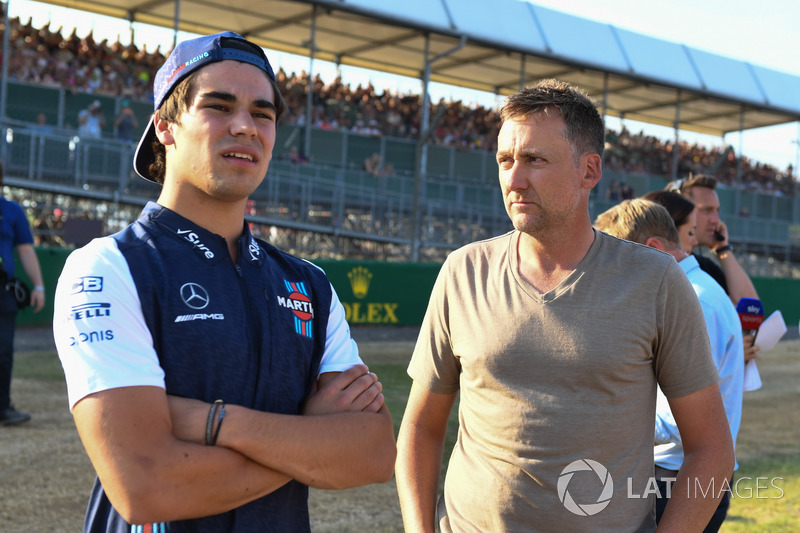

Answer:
[134,115,158,183]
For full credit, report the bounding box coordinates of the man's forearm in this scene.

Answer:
[16,244,44,286]
[396,425,447,533]
[716,250,758,303]
[218,404,396,489]
[657,452,732,532]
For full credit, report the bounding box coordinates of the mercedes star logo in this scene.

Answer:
[180,282,210,310]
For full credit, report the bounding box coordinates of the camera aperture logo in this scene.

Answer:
[558,459,614,516]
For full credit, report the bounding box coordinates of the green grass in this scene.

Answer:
[17,347,800,530]
[13,350,66,381]
[721,455,800,532]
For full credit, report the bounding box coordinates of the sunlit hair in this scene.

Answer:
[594,198,680,247]
[665,173,718,199]
[500,78,605,161]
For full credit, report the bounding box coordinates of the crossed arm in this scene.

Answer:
[72,364,396,525]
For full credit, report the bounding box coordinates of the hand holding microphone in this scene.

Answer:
[736,297,764,363]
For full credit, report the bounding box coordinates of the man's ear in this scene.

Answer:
[153,114,174,146]
[581,152,603,190]
[644,236,666,251]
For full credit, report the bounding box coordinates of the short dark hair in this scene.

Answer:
[147,68,288,184]
[500,79,605,160]
[641,190,696,229]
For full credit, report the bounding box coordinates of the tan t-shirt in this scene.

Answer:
[408,230,718,532]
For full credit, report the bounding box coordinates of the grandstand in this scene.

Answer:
[3,2,800,274]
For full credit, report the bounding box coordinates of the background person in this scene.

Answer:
[395,79,733,532]
[643,190,759,364]
[53,31,395,532]
[665,177,762,362]
[666,175,759,305]
[113,100,139,142]
[77,99,105,138]
[594,198,744,532]
[0,161,46,425]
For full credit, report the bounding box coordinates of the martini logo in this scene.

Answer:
[348,266,373,299]
[278,280,314,338]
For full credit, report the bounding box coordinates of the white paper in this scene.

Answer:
[743,360,762,391]
[743,310,788,392]
[754,310,787,353]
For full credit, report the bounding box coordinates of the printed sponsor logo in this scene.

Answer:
[279,280,314,338]
[180,283,210,310]
[341,267,401,324]
[174,313,225,322]
[69,329,114,346]
[347,266,372,299]
[166,51,210,84]
[177,229,214,259]
[69,302,111,320]
[71,276,103,294]
[343,302,399,324]
[248,238,261,262]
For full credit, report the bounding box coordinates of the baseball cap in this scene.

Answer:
[134,31,277,182]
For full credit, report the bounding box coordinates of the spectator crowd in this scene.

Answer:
[3,14,796,196]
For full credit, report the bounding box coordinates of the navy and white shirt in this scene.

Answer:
[54,202,362,533]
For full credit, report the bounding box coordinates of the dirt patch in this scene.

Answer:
[1,337,797,532]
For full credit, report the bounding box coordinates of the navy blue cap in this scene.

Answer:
[134,31,276,182]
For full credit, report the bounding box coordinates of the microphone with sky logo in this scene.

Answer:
[736,297,765,344]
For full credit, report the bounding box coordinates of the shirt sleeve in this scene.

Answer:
[653,260,719,399]
[10,202,34,246]
[53,237,165,409]
[318,282,363,374]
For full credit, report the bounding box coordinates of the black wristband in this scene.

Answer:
[715,244,734,255]
[714,244,733,255]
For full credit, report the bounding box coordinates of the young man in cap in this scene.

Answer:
[53,31,395,532]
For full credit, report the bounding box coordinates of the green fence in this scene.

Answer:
[14,247,800,332]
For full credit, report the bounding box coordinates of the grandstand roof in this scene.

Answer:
[38,0,800,136]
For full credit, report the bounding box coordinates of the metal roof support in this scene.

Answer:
[1,0,10,123]
[601,73,609,168]
[519,55,526,91]
[411,34,466,262]
[737,107,745,183]
[671,90,682,181]
[303,5,318,159]
[172,0,180,50]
